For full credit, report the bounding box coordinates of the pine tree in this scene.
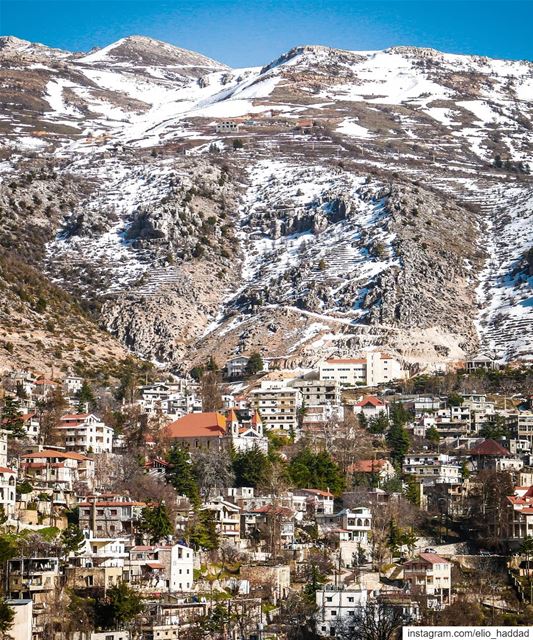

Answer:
[61,524,86,556]
[386,422,410,465]
[94,582,143,630]
[76,381,96,412]
[0,397,26,438]
[165,445,200,506]
[288,448,344,494]
[246,352,264,375]
[232,447,270,487]
[140,502,173,543]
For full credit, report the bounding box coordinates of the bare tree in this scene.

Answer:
[191,447,234,496]
[336,603,412,640]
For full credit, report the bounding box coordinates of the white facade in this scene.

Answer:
[319,352,406,387]
[58,414,114,453]
[403,454,461,485]
[316,585,368,636]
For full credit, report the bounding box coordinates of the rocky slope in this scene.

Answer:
[0,35,532,372]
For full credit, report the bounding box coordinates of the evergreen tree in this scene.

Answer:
[94,582,143,630]
[140,502,173,543]
[188,509,219,550]
[426,425,441,446]
[245,352,264,375]
[61,524,86,556]
[386,422,410,465]
[0,598,14,638]
[389,401,411,427]
[165,445,200,506]
[76,381,96,412]
[232,447,270,488]
[288,448,344,494]
[0,397,26,438]
[368,412,389,434]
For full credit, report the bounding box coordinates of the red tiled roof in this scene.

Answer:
[165,412,227,439]
[356,395,385,408]
[470,439,511,457]
[61,413,90,421]
[146,562,164,570]
[0,467,16,474]
[348,459,389,474]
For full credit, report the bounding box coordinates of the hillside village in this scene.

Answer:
[0,26,532,640]
[0,349,532,639]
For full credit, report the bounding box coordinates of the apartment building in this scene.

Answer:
[319,352,406,387]
[20,450,94,490]
[79,495,146,537]
[316,584,368,637]
[250,381,301,432]
[57,413,114,454]
[403,454,461,486]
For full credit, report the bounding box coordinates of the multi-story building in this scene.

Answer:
[403,552,451,607]
[319,352,407,387]
[0,430,16,518]
[129,543,194,592]
[510,412,533,448]
[292,379,341,407]
[203,497,241,541]
[78,495,146,537]
[20,450,94,490]
[224,356,251,379]
[7,557,61,603]
[319,507,372,545]
[57,413,114,453]
[250,381,301,432]
[403,454,461,486]
[316,584,368,637]
[507,486,533,547]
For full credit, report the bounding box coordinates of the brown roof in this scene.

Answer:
[79,501,146,507]
[326,358,366,364]
[470,439,511,457]
[61,413,90,421]
[165,412,227,439]
[405,552,449,566]
[21,450,90,461]
[348,459,389,474]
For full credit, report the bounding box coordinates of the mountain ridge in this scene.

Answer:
[0,34,531,373]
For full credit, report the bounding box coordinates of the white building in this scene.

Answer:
[319,352,407,387]
[63,375,84,395]
[20,449,94,490]
[129,543,194,592]
[316,585,368,637]
[403,454,461,486]
[0,431,16,518]
[57,413,114,453]
[250,381,301,432]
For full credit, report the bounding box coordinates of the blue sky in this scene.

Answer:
[1,0,532,66]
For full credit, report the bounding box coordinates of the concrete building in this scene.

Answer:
[79,495,146,537]
[403,454,461,486]
[129,543,194,592]
[319,352,406,387]
[316,584,368,636]
[250,381,301,432]
[403,553,451,607]
[20,450,94,490]
[5,599,32,640]
[57,413,114,453]
[7,557,61,603]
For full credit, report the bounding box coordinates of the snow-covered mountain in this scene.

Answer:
[1,36,532,372]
